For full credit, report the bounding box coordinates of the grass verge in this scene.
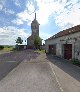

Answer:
[0,46,14,54]
[34,50,45,54]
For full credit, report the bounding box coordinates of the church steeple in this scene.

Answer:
[35,12,36,20]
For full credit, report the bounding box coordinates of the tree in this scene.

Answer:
[34,36,42,49]
[16,37,23,45]
[0,45,4,50]
[15,37,23,50]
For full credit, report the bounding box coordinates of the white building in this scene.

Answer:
[45,25,80,60]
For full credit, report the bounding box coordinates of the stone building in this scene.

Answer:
[45,25,80,60]
[27,13,40,49]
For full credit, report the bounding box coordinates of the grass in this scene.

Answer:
[0,46,14,54]
[4,47,13,51]
[34,50,45,54]
[71,59,80,67]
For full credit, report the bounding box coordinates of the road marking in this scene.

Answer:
[49,62,64,92]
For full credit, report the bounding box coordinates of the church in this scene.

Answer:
[27,13,41,49]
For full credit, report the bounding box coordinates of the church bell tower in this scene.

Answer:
[27,12,41,48]
[31,13,40,37]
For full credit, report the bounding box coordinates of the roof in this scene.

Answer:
[27,36,32,39]
[46,25,80,41]
[31,19,40,25]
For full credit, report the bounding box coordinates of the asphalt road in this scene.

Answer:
[0,50,61,92]
[0,50,80,92]
[0,61,20,81]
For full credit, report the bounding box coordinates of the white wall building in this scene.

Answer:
[45,25,80,60]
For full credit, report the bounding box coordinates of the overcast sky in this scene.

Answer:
[0,0,80,45]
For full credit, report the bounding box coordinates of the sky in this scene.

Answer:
[0,0,80,45]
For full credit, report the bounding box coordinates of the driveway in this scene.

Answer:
[0,50,61,92]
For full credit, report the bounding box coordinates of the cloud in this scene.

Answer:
[39,31,52,44]
[37,0,80,29]
[0,27,16,45]
[0,26,30,45]
[13,0,21,7]
[17,29,30,38]
[17,10,34,21]
[26,1,35,14]
[12,18,24,25]
[17,10,35,26]
[17,0,76,26]
[0,0,5,11]
[3,8,15,14]
[0,4,15,15]
[0,4,3,10]
[36,1,62,25]
[55,0,80,30]
[1,0,80,30]
[40,31,51,40]
[16,0,62,25]
[0,0,15,15]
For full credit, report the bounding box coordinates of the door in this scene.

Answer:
[49,45,56,55]
[64,44,72,60]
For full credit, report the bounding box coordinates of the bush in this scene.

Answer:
[0,45,4,50]
[72,59,80,66]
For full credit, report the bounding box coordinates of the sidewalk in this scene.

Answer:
[46,55,80,92]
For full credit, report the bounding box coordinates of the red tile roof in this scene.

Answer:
[46,25,80,40]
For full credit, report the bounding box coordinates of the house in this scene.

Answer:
[45,25,80,60]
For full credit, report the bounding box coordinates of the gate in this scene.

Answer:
[49,45,56,55]
[64,44,72,60]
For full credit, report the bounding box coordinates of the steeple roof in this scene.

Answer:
[31,12,40,25]
[35,13,36,20]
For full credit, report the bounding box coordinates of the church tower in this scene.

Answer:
[27,13,40,48]
[31,13,40,37]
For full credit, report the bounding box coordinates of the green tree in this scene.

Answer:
[34,36,42,49]
[16,37,23,45]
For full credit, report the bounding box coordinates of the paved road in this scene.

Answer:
[0,50,40,80]
[0,61,20,80]
[0,50,61,92]
[47,54,80,92]
[0,50,80,92]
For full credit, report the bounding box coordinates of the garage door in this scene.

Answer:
[49,45,56,55]
[64,44,72,60]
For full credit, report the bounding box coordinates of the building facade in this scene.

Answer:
[27,13,40,48]
[45,25,80,60]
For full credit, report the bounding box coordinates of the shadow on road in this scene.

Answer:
[0,50,40,81]
[46,54,80,82]
[0,50,40,62]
